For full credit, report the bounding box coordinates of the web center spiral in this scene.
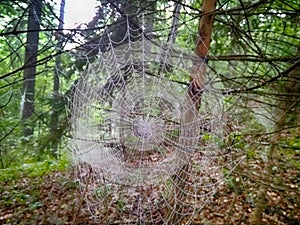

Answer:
[133,118,155,140]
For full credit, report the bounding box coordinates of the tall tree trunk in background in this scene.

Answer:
[167,2,181,43]
[22,0,42,136]
[49,0,65,157]
[250,46,300,224]
[284,46,300,123]
[167,0,217,223]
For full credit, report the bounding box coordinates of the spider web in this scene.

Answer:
[69,16,243,224]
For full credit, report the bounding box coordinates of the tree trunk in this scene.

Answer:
[167,0,217,223]
[49,0,65,157]
[250,45,300,224]
[167,2,181,43]
[22,0,42,136]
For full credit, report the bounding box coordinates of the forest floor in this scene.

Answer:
[0,163,299,225]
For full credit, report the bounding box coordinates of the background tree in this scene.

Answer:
[48,0,65,157]
[22,0,42,136]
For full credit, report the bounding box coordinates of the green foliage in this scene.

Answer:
[0,155,70,182]
[116,199,126,212]
[95,184,111,199]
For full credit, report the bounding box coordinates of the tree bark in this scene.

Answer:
[22,0,42,136]
[49,0,65,157]
[250,45,300,224]
[167,2,181,43]
[167,0,217,223]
